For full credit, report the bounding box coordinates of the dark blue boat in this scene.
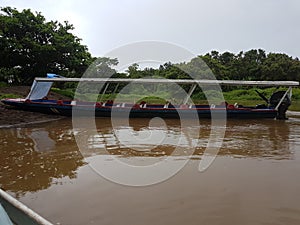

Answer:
[1,77,298,120]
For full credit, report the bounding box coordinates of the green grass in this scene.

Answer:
[0,82,8,88]
[222,87,300,101]
[51,88,75,99]
[289,101,300,111]
[0,93,22,99]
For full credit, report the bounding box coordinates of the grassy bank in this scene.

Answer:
[0,93,21,99]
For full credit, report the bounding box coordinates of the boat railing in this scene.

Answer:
[0,189,54,225]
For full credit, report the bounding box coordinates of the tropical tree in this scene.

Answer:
[0,7,93,84]
[199,49,300,82]
[261,53,300,81]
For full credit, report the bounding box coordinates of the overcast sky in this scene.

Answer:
[1,0,300,58]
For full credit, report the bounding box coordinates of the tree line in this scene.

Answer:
[1,7,300,85]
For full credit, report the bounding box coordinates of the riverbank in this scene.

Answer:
[0,105,63,128]
[0,86,66,128]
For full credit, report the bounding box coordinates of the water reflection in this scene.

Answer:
[78,118,202,158]
[28,130,56,152]
[0,125,84,195]
[221,119,292,159]
[0,117,297,194]
[78,118,293,160]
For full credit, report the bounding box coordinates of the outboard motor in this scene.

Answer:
[269,91,291,120]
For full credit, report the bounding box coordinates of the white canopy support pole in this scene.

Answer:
[183,84,197,105]
[112,83,120,95]
[289,86,293,99]
[99,83,109,102]
[275,87,292,111]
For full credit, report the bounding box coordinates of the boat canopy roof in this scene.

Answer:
[35,77,299,87]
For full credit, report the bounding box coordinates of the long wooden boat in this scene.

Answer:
[2,77,299,120]
[0,189,53,225]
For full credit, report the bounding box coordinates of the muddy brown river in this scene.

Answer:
[1,116,300,225]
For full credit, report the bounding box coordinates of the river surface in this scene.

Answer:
[1,116,300,225]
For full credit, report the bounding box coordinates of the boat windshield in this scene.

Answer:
[26,80,53,100]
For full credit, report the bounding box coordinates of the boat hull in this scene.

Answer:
[1,99,278,119]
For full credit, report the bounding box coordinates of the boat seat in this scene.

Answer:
[140,101,147,108]
[57,100,64,106]
[132,104,140,109]
[180,104,188,109]
[227,104,235,109]
[95,102,102,108]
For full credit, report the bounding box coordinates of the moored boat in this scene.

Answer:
[1,76,299,120]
